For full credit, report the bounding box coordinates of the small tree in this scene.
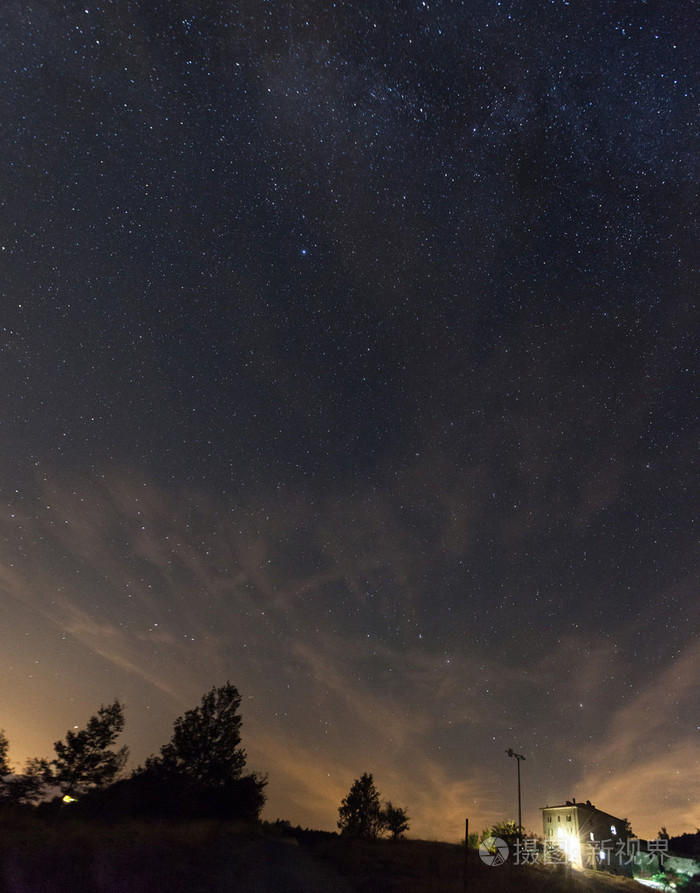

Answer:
[481,820,520,847]
[338,773,383,839]
[382,801,410,839]
[620,817,634,840]
[0,730,20,804]
[7,758,50,804]
[0,730,10,776]
[50,700,128,796]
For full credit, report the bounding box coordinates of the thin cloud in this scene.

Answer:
[576,640,700,837]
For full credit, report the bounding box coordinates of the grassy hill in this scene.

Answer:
[0,815,649,892]
[307,837,644,893]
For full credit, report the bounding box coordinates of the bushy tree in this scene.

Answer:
[338,775,411,840]
[0,730,10,776]
[0,730,22,805]
[382,801,410,839]
[50,700,128,796]
[481,820,520,846]
[145,682,247,786]
[620,817,634,839]
[466,831,480,849]
[138,682,266,820]
[668,829,700,858]
[0,758,51,805]
[481,820,540,852]
[338,773,383,839]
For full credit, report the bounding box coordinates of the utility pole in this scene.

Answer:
[506,748,526,836]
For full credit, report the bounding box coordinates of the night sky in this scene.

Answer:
[1,0,697,841]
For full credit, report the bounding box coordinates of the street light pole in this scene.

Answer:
[506,748,526,836]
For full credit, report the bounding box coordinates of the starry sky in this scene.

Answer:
[0,0,697,841]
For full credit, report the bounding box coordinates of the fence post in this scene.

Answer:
[464,818,469,893]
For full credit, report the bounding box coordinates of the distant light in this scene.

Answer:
[62,794,78,804]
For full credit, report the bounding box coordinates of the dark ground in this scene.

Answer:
[0,819,649,892]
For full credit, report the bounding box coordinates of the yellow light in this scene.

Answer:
[555,830,582,868]
[62,794,77,803]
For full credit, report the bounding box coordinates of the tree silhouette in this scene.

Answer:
[138,682,266,820]
[0,730,21,803]
[0,730,10,776]
[49,700,128,796]
[4,758,50,804]
[145,682,247,786]
[338,773,383,839]
[382,801,410,839]
[0,731,53,806]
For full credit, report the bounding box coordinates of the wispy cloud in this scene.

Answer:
[57,602,182,699]
[0,466,696,842]
[575,641,700,837]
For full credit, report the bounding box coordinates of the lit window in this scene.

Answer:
[611,825,617,835]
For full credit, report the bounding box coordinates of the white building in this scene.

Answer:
[541,798,630,869]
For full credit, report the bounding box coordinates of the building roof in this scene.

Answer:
[541,799,626,823]
[542,799,597,810]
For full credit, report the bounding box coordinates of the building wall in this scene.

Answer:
[541,801,628,870]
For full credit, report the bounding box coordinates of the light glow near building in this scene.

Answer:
[557,827,583,868]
